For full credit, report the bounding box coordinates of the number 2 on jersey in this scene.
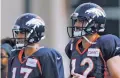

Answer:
[71,58,94,77]
[12,67,33,78]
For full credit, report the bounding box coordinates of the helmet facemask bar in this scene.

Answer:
[73,18,87,37]
[67,15,93,38]
[12,28,32,50]
[67,19,76,38]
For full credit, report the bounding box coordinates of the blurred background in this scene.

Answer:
[1,0,120,78]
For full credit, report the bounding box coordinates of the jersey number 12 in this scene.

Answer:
[71,58,94,77]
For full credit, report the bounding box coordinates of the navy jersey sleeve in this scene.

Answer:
[8,49,19,77]
[10,49,20,57]
[65,38,79,59]
[65,40,72,59]
[40,48,64,78]
[8,54,17,77]
[98,34,120,61]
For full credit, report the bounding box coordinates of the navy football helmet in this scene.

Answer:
[67,2,106,38]
[12,13,45,49]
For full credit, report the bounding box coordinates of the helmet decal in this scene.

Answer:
[85,8,106,18]
[71,13,79,19]
[26,18,45,27]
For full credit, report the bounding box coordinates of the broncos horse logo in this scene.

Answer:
[26,18,45,27]
[85,8,106,18]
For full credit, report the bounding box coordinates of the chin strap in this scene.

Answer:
[82,33,100,44]
[83,36,96,44]
[27,45,44,49]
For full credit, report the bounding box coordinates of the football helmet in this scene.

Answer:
[67,2,106,38]
[12,13,45,49]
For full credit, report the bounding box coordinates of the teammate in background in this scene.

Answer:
[65,2,120,78]
[8,13,64,78]
[1,37,15,78]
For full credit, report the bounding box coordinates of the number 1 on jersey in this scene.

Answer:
[12,67,33,78]
[12,68,17,78]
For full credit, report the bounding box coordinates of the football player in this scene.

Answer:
[65,2,120,78]
[1,37,15,78]
[8,13,64,78]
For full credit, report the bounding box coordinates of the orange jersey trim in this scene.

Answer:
[76,33,100,55]
[18,50,26,64]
